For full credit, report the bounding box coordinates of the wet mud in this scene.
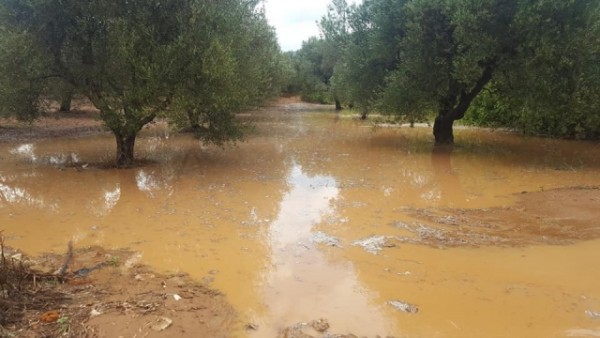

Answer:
[400,186,600,247]
[1,245,235,338]
[1,97,600,337]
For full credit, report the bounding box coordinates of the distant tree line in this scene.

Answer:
[0,0,286,166]
[289,0,600,142]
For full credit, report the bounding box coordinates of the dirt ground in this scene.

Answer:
[0,243,236,338]
[0,98,106,143]
[1,98,599,338]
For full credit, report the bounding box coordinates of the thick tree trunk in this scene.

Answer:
[431,62,496,146]
[59,90,73,112]
[433,115,455,145]
[115,133,137,167]
[335,99,342,111]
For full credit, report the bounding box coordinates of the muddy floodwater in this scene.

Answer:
[2,101,600,337]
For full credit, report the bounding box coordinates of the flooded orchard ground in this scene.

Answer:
[1,100,600,337]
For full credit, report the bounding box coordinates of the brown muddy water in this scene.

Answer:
[2,104,600,337]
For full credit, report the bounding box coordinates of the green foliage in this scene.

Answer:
[166,2,283,144]
[57,315,70,334]
[284,38,335,104]
[105,256,120,267]
[0,28,51,121]
[283,1,353,106]
[325,0,388,113]
[323,0,600,140]
[464,0,600,139]
[465,85,600,139]
[462,87,515,128]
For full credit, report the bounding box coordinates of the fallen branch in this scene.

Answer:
[58,241,73,277]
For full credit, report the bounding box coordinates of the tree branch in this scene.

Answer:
[450,61,495,120]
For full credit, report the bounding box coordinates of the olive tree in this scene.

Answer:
[0,0,283,166]
[326,0,600,143]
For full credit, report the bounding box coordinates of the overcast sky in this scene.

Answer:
[263,0,361,52]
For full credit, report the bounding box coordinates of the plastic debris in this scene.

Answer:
[586,310,600,319]
[311,232,342,248]
[352,235,391,254]
[388,300,419,314]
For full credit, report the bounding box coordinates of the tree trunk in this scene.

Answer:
[115,133,137,167]
[59,90,73,112]
[187,109,200,129]
[433,115,455,145]
[431,62,496,146]
[360,107,368,120]
[335,99,342,111]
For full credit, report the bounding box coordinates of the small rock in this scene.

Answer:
[310,318,330,333]
[123,253,142,269]
[150,317,173,331]
[134,273,155,281]
[173,294,182,301]
[90,309,102,318]
[279,327,313,338]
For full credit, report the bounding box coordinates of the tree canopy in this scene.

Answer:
[0,0,284,165]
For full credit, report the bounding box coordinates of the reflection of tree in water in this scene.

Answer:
[0,178,49,209]
[431,146,466,206]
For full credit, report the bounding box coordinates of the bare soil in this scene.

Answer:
[1,244,235,338]
[0,98,106,143]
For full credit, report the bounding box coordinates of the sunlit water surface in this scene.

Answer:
[1,109,600,337]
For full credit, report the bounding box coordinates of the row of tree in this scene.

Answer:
[289,0,600,142]
[1,0,598,167]
[0,0,285,166]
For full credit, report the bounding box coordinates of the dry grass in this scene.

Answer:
[0,231,72,337]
